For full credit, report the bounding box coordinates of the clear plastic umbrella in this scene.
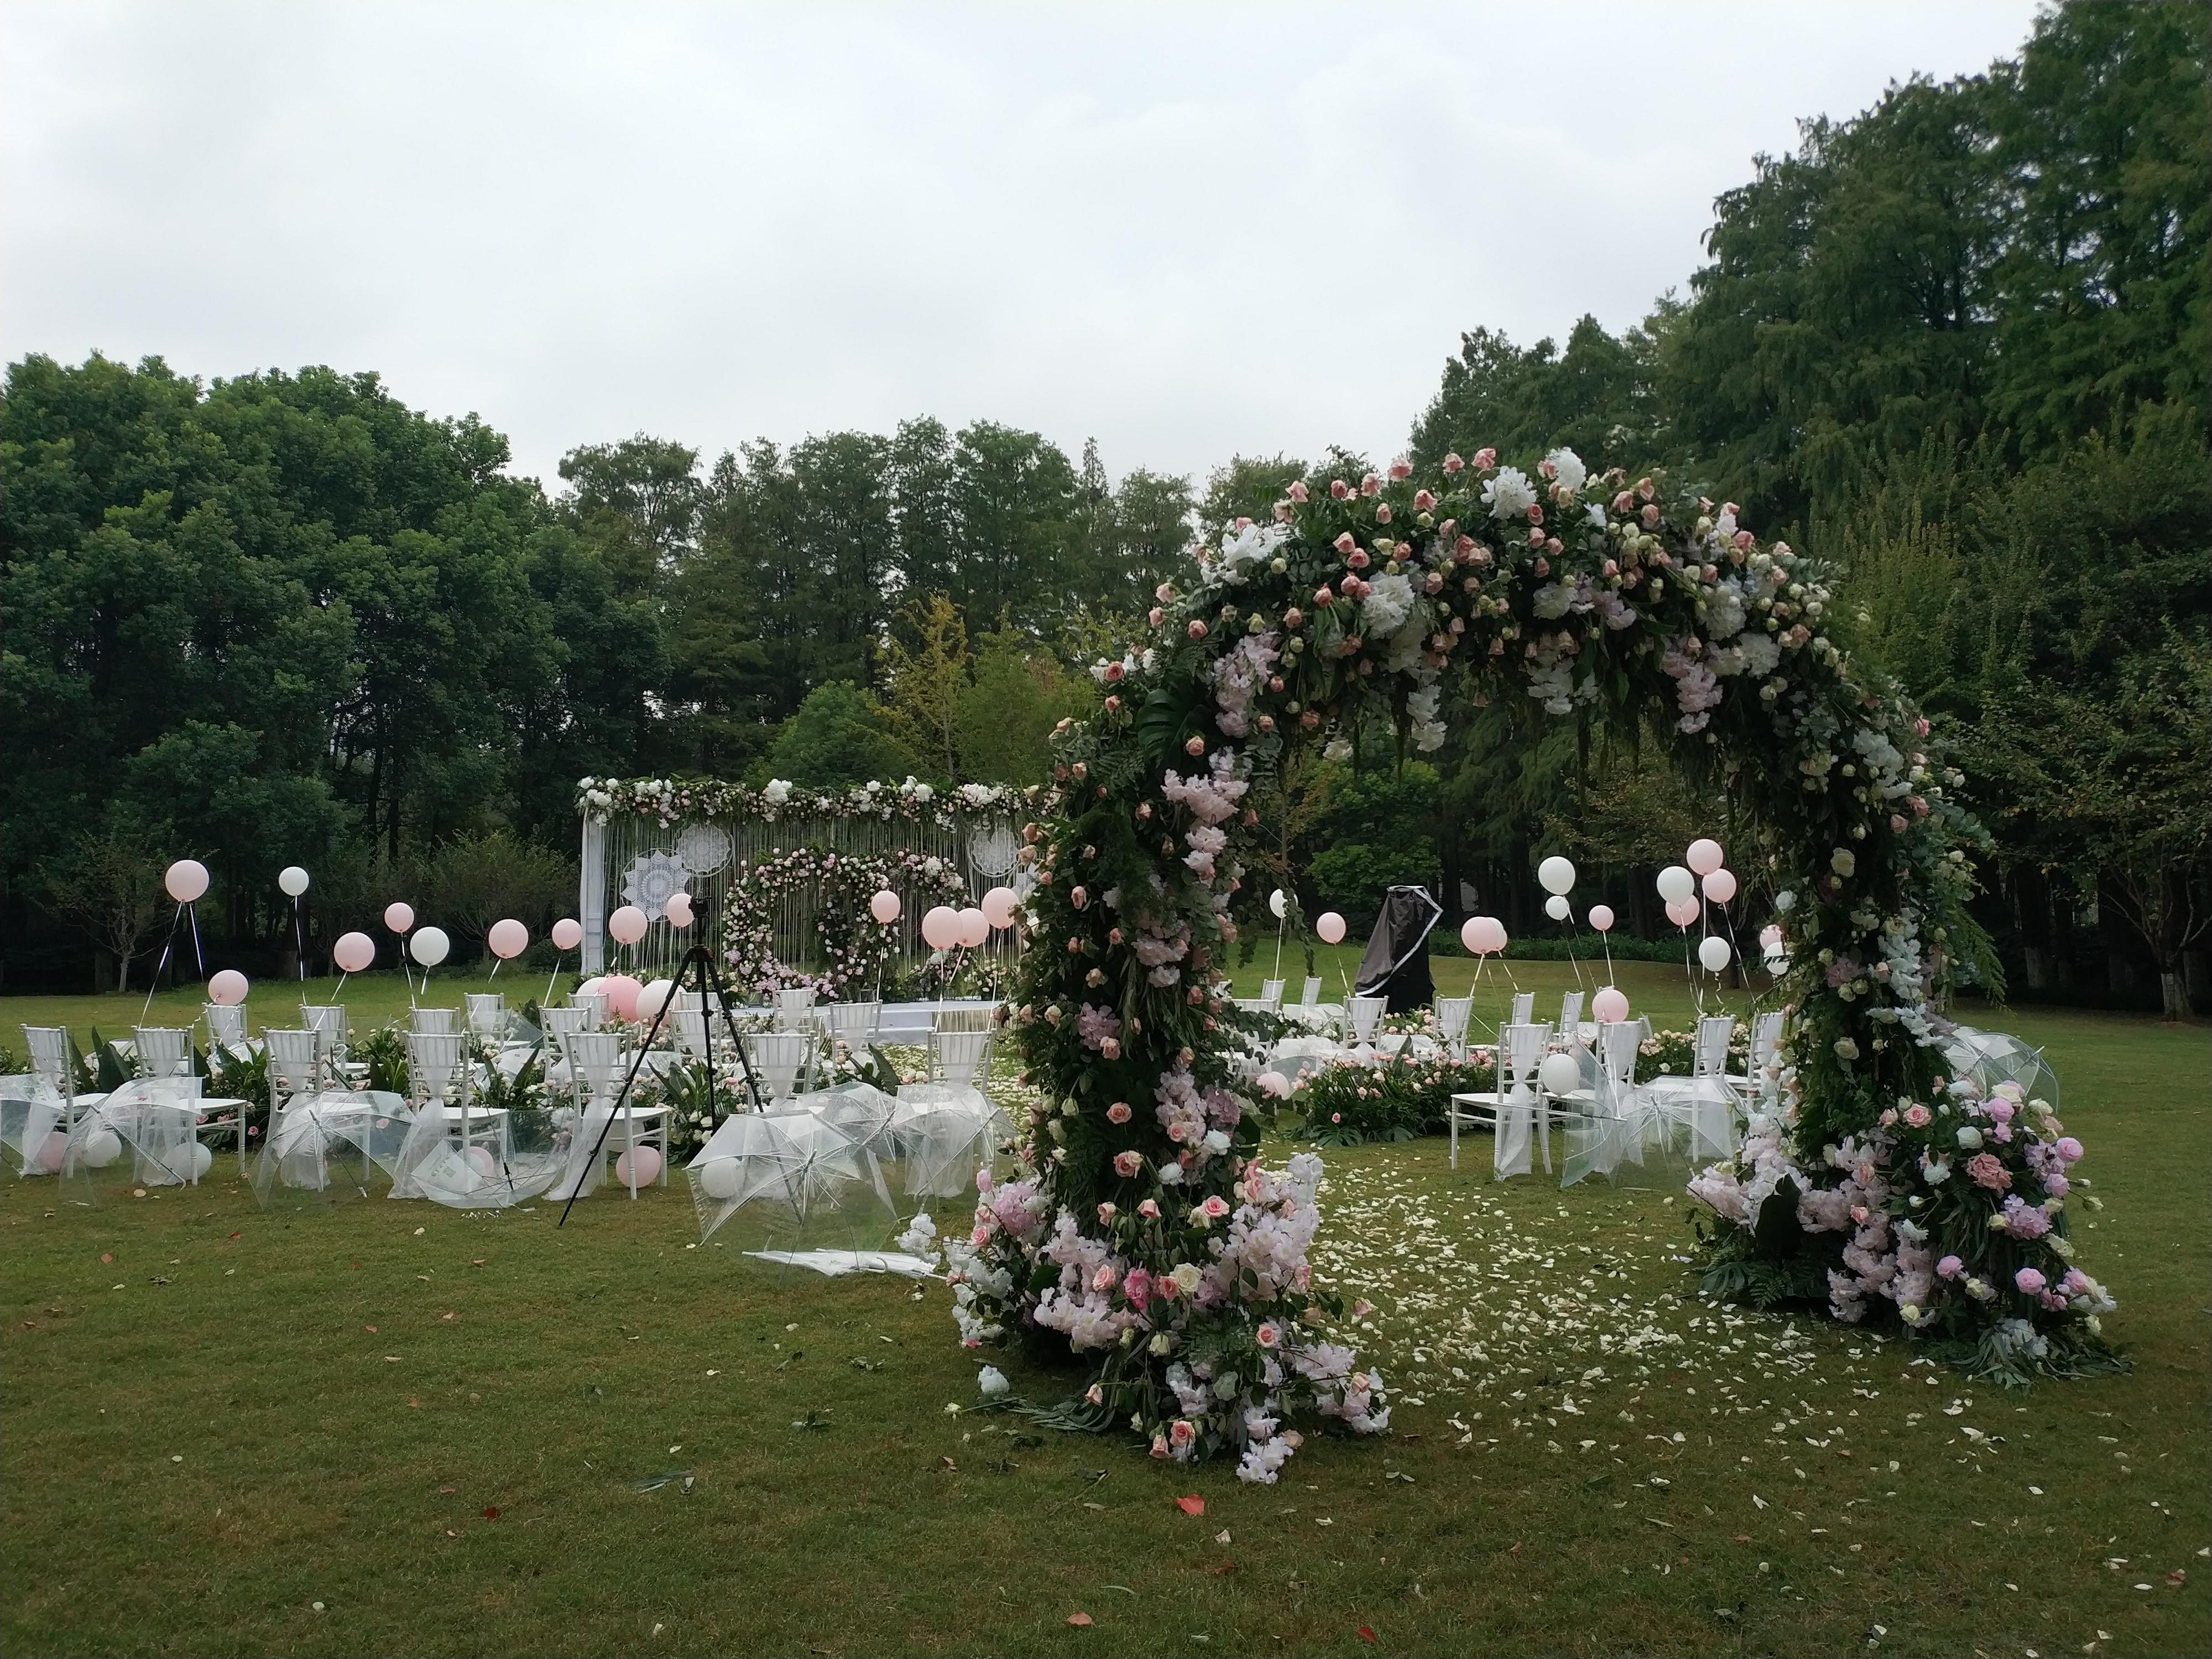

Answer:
[392,1096,570,1210]
[685,1099,902,1269]
[251,1091,418,1209]
[2,1074,70,1178]
[58,1079,221,1198]
[890,1083,1004,1199]
[1939,1025,2059,1109]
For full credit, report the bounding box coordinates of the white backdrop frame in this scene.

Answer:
[576,776,1037,980]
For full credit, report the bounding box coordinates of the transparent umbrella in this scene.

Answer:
[1,1073,69,1178]
[251,1091,418,1210]
[686,1099,905,1272]
[1939,1025,2059,1109]
[890,1083,1005,1199]
[58,1079,222,1199]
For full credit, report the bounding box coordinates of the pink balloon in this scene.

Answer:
[957,907,990,948]
[980,885,1018,930]
[383,901,415,933]
[207,968,249,1006]
[1593,987,1630,1024]
[1686,838,1725,877]
[1758,924,1783,948]
[614,1145,663,1187]
[165,859,210,904]
[601,974,643,1021]
[869,890,901,925]
[1459,917,1483,952]
[1467,916,1507,956]
[34,1129,66,1174]
[607,905,649,946]
[1256,1071,1292,1099]
[332,931,375,973]
[920,905,961,951]
[550,917,583,951]
[1315,911,1347,945]
[1666,897,1702,928]
[488,919,530,959]
[1587,905,1615,933]
[1701,868,1739,904]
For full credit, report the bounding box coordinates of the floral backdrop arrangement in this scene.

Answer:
[718,847,969,999]
[577,775,1035,829]
[930,442,2115,1481]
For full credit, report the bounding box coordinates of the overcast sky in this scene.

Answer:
[3,1,2043,494]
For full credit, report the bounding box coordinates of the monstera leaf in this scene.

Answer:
[1136,682,1209,769]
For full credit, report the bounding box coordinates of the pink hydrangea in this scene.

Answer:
[1936,1254,1964,1279]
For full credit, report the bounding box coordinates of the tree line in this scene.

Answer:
[3,1,2204,1010]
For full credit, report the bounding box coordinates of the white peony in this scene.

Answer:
[761,778,792,805]
[1544,447,1588,495]
[1359,572,1415,640]
[1483,467,1537,520]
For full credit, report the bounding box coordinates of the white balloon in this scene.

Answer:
[278,865,310,898]
[698,1157,742,1201]
[1655,865,1696,905]
[1699,936,1734,973]
[1537,855,1576,896]
[1543,895,1571,921]
[164,1141,215,1182]
[635,978,676,1022]
[409,926,451,967]
[1686,838,1725,877]
[82,1127,123,1168]
[164,859,210,903]
[607,905,649,946]
[1269,889,1288,919]
[1539,1052,1583,1097]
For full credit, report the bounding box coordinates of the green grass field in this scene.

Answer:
[2,978,2206,1657]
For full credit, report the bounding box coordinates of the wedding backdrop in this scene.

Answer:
[575,776,1032,980]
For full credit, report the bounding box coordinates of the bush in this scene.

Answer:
[419,831,575,952]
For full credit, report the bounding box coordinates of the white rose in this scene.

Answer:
[1483,466,1537,521]
[1543,447,1587,495]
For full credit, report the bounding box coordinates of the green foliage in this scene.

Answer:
[1304,762,1441,927]
[353,1026,408,1096]
[764,682,922,790]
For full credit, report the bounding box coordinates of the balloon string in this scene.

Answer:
[187,902,205,979]
[142,903,185,1022]
[293,896,306,981]
[544,951,565,1009]
[1562,904,1588,992]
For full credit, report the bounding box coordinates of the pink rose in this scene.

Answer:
[1137,1198,1160,1218]
[1185,735,1206,757]
[1100,1037,1120,1059]
[1329,479,1350,500]
[2015,1267,2046,1295]
[1374,503,1392,523]
[1288,479,1309,502]
[1333,531,1357,554]
[1113,1150,1142,1178]
[1413,489,1436,510]
[1359,473,1380,497]
[1107,1101,1131,1124]
[1148,606,1164,627]
[1188,619,1208,639]
[1150,1434,1170,1459]
[2056,1136,2083,1162]
[1255,1321,1280,1348]
[1086,1383,1105,1405]
[1097,1202,1118,1222]
[1124,1267,1152,1304]
[1904,1104,1932,1128]
[1443,452,1464,473]
[1387,459,1412,480]
[977,1167,995,1192]
[1104,660,1124,682]
[1472,447,1496,469]
[1936,1254,1963,1279]
[1347,549,1370,570]
[1202,1195,1230,1220]
[970,1225,992,1247]
[1966,1152,2011,1190]
[1170,1418,1196,1448]
[1641,503,1661,528]
[1092,1264,1118,1292]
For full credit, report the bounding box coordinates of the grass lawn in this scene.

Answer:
[2,984,2205,1656]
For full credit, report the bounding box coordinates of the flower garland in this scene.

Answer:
[719,846,969,999]
[577,774,1036,828]
[914,445,2115,1484]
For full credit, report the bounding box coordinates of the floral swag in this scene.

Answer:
[719,846,969,999]
[915,446,2118,1484]
[578,774,1036,829]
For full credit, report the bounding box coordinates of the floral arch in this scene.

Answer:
[948,448,2117,1483]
